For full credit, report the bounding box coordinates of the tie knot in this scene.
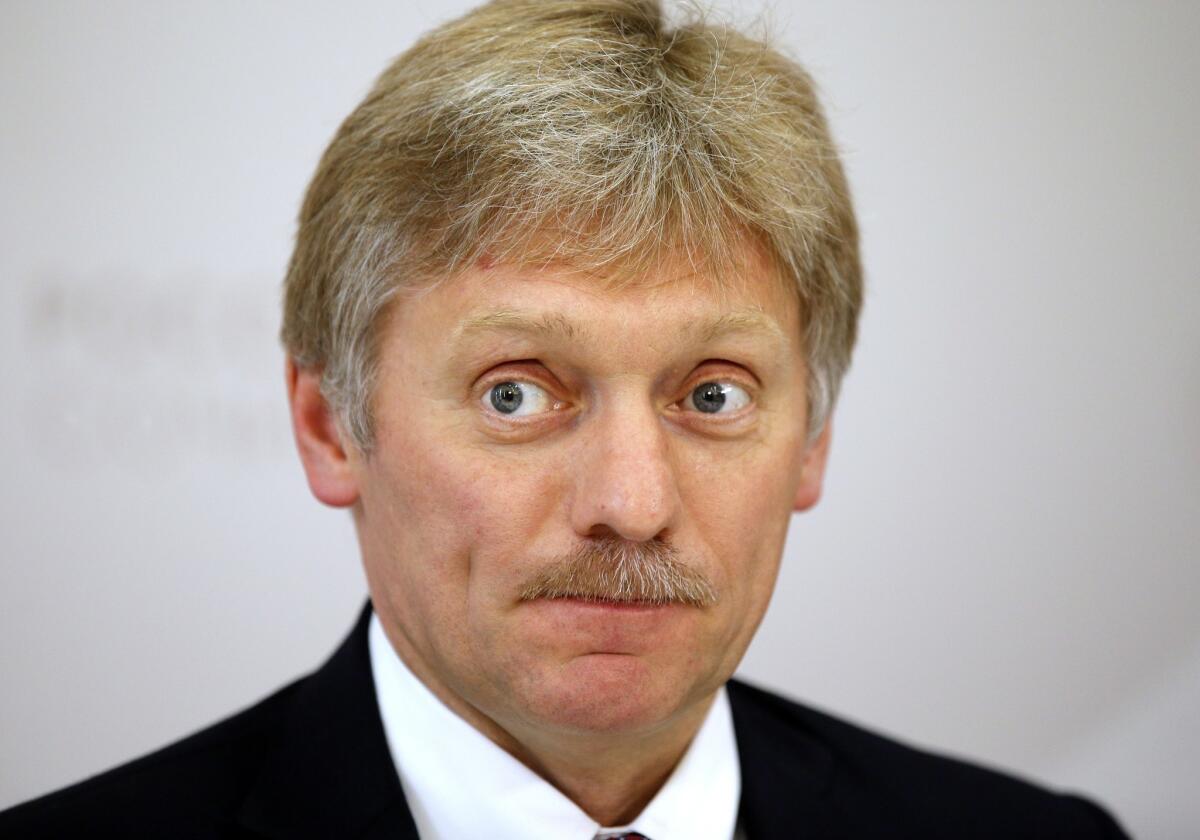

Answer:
[598,833,650,840]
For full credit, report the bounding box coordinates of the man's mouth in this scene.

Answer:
[548,595,681,608]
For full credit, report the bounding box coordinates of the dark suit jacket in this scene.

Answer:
[0,605,1130,839]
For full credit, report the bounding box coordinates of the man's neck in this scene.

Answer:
[495,693,717,826]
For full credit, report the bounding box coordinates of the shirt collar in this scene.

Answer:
[368,613,741,840]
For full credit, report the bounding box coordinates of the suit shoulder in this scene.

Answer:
[727,678,1129,838]
[0,678,305,838]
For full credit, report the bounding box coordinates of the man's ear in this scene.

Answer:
[286,359,360,508]
[793,419,833,512]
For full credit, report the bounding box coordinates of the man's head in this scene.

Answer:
[284,0,861,744]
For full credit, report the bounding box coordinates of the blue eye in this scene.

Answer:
[484,381,555,417]
[490,382,523,413]
[689,381,751,414]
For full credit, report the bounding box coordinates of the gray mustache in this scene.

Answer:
[518,539,718,607]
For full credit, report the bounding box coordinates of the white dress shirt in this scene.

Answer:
[368,613,742,840]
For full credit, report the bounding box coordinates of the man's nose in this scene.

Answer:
[568,400,683,543]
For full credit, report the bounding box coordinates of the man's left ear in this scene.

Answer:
[793,419,833,512]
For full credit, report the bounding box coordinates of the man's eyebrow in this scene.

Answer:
[690,310,790,347]
[452,310,583,343]
[449,307,788,349]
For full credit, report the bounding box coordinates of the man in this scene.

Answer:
[0,1,1129,837]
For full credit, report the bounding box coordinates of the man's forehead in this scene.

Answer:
[439,231,795,339]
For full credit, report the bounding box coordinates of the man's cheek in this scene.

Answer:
[463,454,569,534]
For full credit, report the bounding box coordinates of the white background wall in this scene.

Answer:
[1,2,1196,836]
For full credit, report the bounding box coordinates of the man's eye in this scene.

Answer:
[483,381,556,417]
[687,381,752,415]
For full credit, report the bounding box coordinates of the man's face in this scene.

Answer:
[345,247,828,741]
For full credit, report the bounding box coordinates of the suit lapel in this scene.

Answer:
[728,679,842,840]
[235,604,420,839]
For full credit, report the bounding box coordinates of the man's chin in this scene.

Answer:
[511,651,702,736]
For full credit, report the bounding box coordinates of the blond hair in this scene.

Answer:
[282,0,862,451]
